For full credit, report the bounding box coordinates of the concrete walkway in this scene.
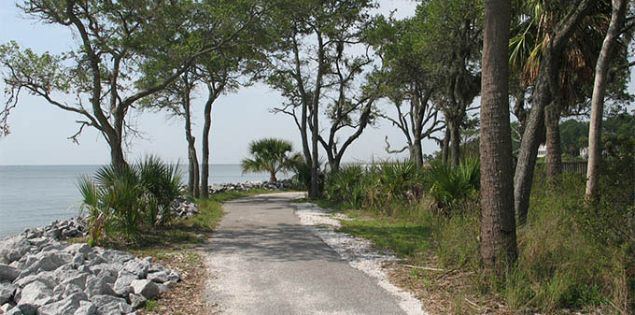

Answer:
[204,192,408,315]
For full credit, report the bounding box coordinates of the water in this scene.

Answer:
[0,164,274,238]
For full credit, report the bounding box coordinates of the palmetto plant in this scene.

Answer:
[78,156,181,244]
[426,158,480,213]
[241,138,301,183]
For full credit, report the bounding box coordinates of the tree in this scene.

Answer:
[266,0,375,196]
[368,15,444,167]
[512,0,593,224]
[0,1,226,169]
[585,0,629,203]
[479,0,518,273]
[414,0,483,167]
[142,70,201,197]
[241,138,300,183]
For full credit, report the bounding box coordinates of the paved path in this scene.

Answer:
[204,192,408,315]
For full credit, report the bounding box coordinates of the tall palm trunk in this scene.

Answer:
[514,0,591,225]
[586,0,628,203]
[479,0,518,273]
[544,102,562,179]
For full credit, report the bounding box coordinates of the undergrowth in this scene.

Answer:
[321,162,634,314]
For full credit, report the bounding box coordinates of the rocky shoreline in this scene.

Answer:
[0,227,180,315]
[0,181,290,315]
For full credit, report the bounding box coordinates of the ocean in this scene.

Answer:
[0,164,274,238]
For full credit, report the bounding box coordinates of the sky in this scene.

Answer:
[1,1,632,166]
[0,0,429,166]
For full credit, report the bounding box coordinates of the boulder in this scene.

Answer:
[130,280,159,300]
[0,264,19,282]
[0,236,30,264]
[84,273,115,298]
[53,283,86,301]
[128,293,146,309]
[146,271,169,283]
[73,301,96,315]
[91,295,132,315]
[0,282,16,304]
[16,281,53,309]
[99,250,134,265]
[122,259,150,278]
[1,303,13,313]
[167,270,181,283]
[13,271,56,289]
[38,292,86,315]
[64,244,92,257]
[112,272,137,297]
[5,305,24,315]
[21,251,71,274]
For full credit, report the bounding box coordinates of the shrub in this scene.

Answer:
[425,158,480,213]
[79,156,181,244]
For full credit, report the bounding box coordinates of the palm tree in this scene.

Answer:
[479,0,518,274]
[241,138,301,183]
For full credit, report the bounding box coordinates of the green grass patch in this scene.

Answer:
[338,209,433,258]
[318,169,634,313]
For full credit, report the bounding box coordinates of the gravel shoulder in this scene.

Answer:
[203,192,425,315]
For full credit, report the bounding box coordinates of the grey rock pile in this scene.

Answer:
[38,218,88,241]
[169,198,198,218]
[207,180,290,194]
[0,232,180,315]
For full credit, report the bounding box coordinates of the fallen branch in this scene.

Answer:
[402,264,446,272]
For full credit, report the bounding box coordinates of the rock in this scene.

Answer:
[5,305,24,315]
[64,244,92,257]
[128,293,146,309]
[73,301,96,315]
[38,292,86,315]
[13,271,56,289]
[91,295,132,315]
[1,303,13,313]
[53,283,86,302]
[146,271,168,283]
[84,273,115,298]
[122,259,150,278]
[112,272,137,297]
[0,282,16,304]
[21,251,71,274]
[130,280,159,300]
[99,250,134,265]
[0,235,30,264]
[58,271,88,290]
[167,270,181,282]
[0,264,19,282]
[16,281,53,309]
[156,283,169,295]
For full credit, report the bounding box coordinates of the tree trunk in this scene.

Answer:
[544,102,562,179]
[449,120,461,167]
[514,72,548,225]
[108,134,127,170]
[586,0,627,203]
[187,139,200,198]
[412,137,423,167]
[310,108,320,198]
[441,127,450,164]
[183,82,199,198]
[269,171,277,183]
[200,94,214,199]
[479,0,518,273]
[513,0,591,225]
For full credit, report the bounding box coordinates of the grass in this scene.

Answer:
[317,171,634,314]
